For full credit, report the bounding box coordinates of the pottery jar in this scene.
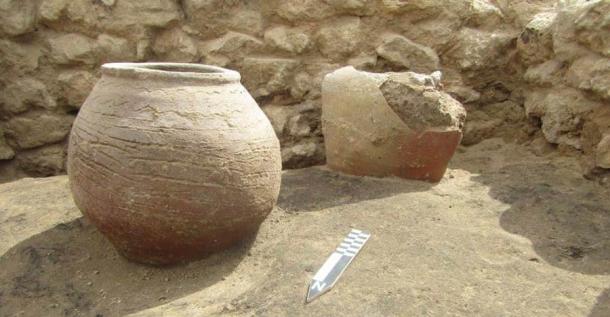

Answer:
[67,63,282,265]
[321,66,466,182]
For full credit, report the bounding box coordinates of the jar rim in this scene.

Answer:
[101,63,241,84]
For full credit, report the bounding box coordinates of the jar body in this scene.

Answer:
[67,63,281,265]
[322,67,463,183]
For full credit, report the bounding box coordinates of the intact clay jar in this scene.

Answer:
[67,63,281,265]
[322,67,466,183]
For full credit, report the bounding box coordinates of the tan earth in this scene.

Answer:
[0,138,609,316]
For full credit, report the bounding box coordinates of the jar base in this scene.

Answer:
[106,222,262,266]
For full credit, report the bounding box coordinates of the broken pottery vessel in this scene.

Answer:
[67,63,281,265]
[322,66,466,182]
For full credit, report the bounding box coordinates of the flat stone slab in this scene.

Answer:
[0,139,608,316]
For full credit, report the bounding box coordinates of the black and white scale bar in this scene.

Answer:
[306,229,371,303]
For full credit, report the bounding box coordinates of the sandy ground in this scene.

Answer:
[0,138,608,316]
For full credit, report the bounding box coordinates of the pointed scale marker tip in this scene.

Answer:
[305,229,370,303]
[306,278,331,303]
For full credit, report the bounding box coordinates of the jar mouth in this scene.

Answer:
[101,63,241,84]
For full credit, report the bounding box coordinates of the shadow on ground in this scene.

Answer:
[450,143,610,316]
[590,288,610,317]
[0,217,253,316]
[0,168,434,316]
[278,166,434,212]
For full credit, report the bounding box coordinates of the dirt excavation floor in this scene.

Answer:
[0,138,609,316]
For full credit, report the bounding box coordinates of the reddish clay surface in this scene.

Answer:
[67,63,281,265]
[326,130,462,183]
[395,130,462,182]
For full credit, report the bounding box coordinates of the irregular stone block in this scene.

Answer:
[38,0,68,23]
[574,0,610,58]
[57,70,97,108]
[0,128,15,160]
[109,0,181,30]
[272,0,335,21]
[152,27,198,62]
[239,57,298,97]
[281,139,324,168]
[444,85,481,104]
[462,100,524,146]
[526,87,603,149]
[524,59,567,87]
[316,16,361,60]
[264,26,310,54]
[541,95,580,148]
[5,112,74,149]
[184,0,263,36]
[379,0,450,19]
[467,0,505,27]
[398,13,461,52]
[523,89,548,118]
[553,0,598,62]
[0,0,37,36]
[324,0,375,16]
[40,0,146,36]
[262,101,322,168]
[348,53,377,70]
[262,104,294,136]
[493,0,554,28]
[322,66,465,182]
[289,63,341,100]
[0,78,56,114]
[462,116,503,146]
[97,34,136,62]
[289,72,314,99]
[39,0,94,28]
[0,39,41,73]
[566,55,610,101]
[263,101,318,137]
[16,144,66,176]
[517,12,556,65]
[596,134,610,168]
[200,31,263,60]
[447,28,515,71]
[286,113,313,138]
[376,34,440,72]
[47,33,98,65]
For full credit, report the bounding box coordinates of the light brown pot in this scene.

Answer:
[67,63,281,265]
[322,67,465,182]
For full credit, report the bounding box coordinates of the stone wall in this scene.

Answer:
[0,0,608,182]
[520,0,610,174]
